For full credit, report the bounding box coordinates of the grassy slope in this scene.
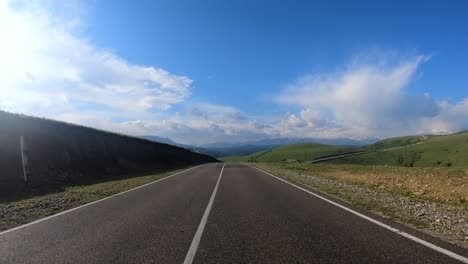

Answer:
[224,132,468,168]
[0,110,216,189]
[364,135,426,150]
[222,143,354,162]
[331,132,468,167]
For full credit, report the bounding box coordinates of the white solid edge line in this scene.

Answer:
[183,163,225,264]
[0,165,203,236]
[251,166,468,264]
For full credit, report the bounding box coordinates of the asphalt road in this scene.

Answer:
[0,163,467,264]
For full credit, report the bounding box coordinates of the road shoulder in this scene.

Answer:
[249,163,468,259]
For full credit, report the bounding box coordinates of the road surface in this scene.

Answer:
[0,163,467,263]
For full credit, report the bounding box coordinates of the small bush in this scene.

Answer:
[397,151,422,167]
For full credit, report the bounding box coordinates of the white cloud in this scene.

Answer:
[0,1,466,145]
[0,0,191,118]
[188,103,248,122]
[0,1,258,145]
[420,98,468,135]
[276,54,468,138]
[109,103,274,144]
[54,54,467,145]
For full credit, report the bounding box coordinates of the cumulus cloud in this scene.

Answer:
[49,51,467,145]
[420,98,468,135]
[0,1,261,145]
[123,103,270,144]
[276,54,468,138]
[81,100,283,145]
[1,1,466,145]
[188,103,248,122]
[0,0,191,117]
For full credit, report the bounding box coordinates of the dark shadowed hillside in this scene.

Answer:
[0,111,217,193]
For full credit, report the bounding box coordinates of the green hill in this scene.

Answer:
[224,132,468,168]
[329,132,468,167]
[222,143,354,162]
[364,135,428,150]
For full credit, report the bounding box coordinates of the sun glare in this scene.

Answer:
[0,2,46,86]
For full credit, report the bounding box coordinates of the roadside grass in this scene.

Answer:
[253,162,468,208]
[0,167,191,232]
[251,162,468,246]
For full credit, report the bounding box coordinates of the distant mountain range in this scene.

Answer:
[198,137,379,148]
[140,136,179,146]
[140,136,380,158]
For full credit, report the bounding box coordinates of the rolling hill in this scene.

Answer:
[225,132,468,168]
[329,132,468,167]
[363,135,428,150]
[222,143,355,162]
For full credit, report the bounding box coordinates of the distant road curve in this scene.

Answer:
[306,151,366,163]
[307,137,430,163]
[0,163,466,263]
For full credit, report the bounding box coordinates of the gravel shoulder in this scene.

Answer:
[253,162,468,248]
[0,167,191,232]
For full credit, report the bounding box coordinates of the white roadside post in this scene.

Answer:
[20,136,27,183]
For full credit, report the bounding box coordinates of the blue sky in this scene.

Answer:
[1,0,467,144]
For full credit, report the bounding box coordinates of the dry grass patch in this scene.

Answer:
[256,163,468,208]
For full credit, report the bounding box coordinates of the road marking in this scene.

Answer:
[183,163,225,264]
[0,165,203,236]
[251,166,468,264]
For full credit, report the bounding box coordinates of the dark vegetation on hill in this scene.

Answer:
[0,111,217,198]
